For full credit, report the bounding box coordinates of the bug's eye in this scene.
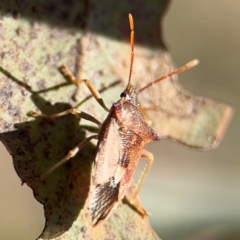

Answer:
[120,92,126,98]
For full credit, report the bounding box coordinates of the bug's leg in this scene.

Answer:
[59,65,109,112]
[39,134,98,181]
[127,149,154,217]
[28,108,102,127]
[134,149,154,198]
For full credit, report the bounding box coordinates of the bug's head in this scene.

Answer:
[120,84,139,107]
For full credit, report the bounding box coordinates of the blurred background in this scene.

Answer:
[0,1,239,239]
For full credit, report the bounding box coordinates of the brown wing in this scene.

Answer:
[89,111,121,225]
[117,129,144,199]
[91,114,120,185]
[90,178,120,225]
[89,128,145,225]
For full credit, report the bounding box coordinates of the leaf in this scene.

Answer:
[0,0,232,240]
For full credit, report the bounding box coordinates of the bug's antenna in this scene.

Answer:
[127,13,135,88]
[138,59,199,93]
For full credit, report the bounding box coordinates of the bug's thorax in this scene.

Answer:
[111,83,160,143]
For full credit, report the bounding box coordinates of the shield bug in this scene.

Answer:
[87,14,198,225]
[27,14,198,225]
